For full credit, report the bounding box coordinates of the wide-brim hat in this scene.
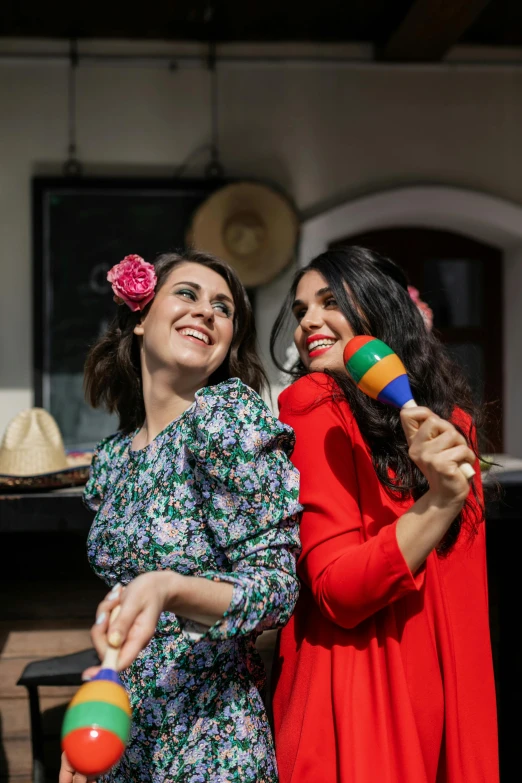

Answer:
[0,408,92,493]
[187,181,299,287]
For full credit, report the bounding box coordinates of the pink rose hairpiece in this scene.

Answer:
[408,285,433,332]
[107,254,157,312]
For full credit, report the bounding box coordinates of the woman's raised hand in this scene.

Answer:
[85,572,180,675]
[400,406,475,507]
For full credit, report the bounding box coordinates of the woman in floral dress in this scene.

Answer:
[59,250,301,783]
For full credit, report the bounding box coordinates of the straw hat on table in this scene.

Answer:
[187,181,299,287]
[0,408,92,492]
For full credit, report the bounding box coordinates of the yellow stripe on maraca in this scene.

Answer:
[358,353,407,400]
[69,680,131,716]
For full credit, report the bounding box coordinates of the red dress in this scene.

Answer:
[272,373,499,783]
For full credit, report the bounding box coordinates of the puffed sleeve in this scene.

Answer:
[82,434,118,512]
[190,378,302,641]
[279,373,424,630]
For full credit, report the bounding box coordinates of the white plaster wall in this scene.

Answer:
[2,41,522,443]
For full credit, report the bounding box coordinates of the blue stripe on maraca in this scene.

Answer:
[93,668,122,685]
[377,374,414,408]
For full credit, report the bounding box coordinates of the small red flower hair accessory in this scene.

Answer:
[107,254,157,312]
[408,285,433,331]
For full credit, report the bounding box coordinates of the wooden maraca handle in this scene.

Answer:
[102,605,122,670]
[402,399,475,480]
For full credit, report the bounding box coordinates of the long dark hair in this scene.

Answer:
[270,246,483,552]
[85,249,267,433]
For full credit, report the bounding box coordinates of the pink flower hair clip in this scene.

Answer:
[107,254,157,312]
[408,285,433,332]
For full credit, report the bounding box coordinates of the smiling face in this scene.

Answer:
[292,269,356,372]
[134,262,235,387]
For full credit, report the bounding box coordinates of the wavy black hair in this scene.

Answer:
[85,249,267,434]
[270,245,484,552]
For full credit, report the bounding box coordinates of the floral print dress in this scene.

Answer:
[84,378,301,783]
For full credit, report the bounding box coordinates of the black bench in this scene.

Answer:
[17,647,100,783]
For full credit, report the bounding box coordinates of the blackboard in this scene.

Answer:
[33,176,222,449]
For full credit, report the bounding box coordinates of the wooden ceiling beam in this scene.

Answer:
[380,0,492,62]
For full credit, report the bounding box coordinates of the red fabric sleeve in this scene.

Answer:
[279,374,424,630]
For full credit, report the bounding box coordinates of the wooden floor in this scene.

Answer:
[0,531,106,782]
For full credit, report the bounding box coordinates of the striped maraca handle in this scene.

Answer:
[343,336,475,481]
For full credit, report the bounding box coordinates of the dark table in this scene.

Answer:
[0,487,101,623]
[0,487,93,532]
[483,470,522,781]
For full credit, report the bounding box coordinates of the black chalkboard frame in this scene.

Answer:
[32,175,223,447]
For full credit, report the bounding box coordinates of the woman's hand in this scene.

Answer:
[88,571,181,673]
[82,571,233,680]
[395,406,476,572]
[400,406,475,507]
[58,751,94,783]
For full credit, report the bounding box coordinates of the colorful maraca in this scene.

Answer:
[343,335,475,480]
[61,607,131,776]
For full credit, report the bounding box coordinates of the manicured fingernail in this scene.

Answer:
[107,583,121,600]
[81,674,92,681]
[96,612,106,625]
[108,630,123,647]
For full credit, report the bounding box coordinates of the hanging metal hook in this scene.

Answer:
[63,38,83,177]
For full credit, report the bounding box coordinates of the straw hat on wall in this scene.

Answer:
[0,408,92,492]
[187,181,299,287]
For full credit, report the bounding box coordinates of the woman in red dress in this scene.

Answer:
[270,246,499,783]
